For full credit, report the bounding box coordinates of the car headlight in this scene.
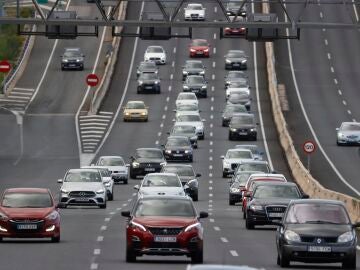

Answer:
[130,221,147,232]
[63,59,68,62]
[60,189,69,194]
[241,60,247,64]
[165,150,172,154]
[138,81,143,85]
[249,205,263,211]
[190,49,196,52]
[200,71,205,74]
[183,71,188,74]
[204,48,209,52]
[231,187,240,193]
[160,162,167,166]
[226,59,231,63]
[96,189,105,194]
[201,85,207,89]
[104,181,111,187]
[223,161,230,167]
[184,222,201,232]
[155,81,159,84]
[337,132,344,138]
[284,230,301,242]
[132,161,140,168]
[183,85,189,89]
[337,231,354,243]
[45,211,59,220]
[141,112,147,116]
[0,212,8,221]
[184,150,192,154]
[231,128,237,132]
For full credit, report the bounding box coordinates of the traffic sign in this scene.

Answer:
[0,60,11,73]
[303,140,316,154]
[86,73,99,87]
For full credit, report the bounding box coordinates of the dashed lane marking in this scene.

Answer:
[209,186,213,190]
[209,193,213,197]
[327,53,331,59]
[221,237,229,243]
[213,33,217,39]
[347,110,351,115]
[214,6,217,12]
[97,236,104,242]
[230,250,239,257]
[214,226,220,231]
[168,86,172,91]
[172,61,175,67]
[209,165,213,170]
[90,263,98,270]
[94,249,101,255]
[212,74,215,80]
[100,226,107,231]
[170,74,173,80]
[104,218,110,222]
[334,78,338,84]
[342,100,347,106]
[173,47,176,53]
[320,11,323,18]
[324,39,328,46]
[211,86,215,92]
[209,173,213,177]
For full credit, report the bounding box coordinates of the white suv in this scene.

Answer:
[144,46,166,64]
[82,166,114,201]
[184,3,205,21]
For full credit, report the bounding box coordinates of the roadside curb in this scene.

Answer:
[262,3,360,222]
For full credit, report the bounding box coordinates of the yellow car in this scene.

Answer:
[123,101,148,122]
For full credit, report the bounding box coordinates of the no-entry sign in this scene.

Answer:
[0,60,11,73]
[303,140,316,154]
[86,73,99,87]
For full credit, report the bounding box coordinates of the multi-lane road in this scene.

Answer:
[0,0,359,270]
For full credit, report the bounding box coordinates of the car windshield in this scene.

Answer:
[134,199,195,217]
[178,115,201,122]
[140,62,156,69]
[285,203,350,224]
[231,116,254,125]
[136,149,163,158]
[177,105,198,111]
[178,94,196,100]
[341,123,360,131]
[173,126,195,134]
[162,166,195,177]
[2,192,53,208]
[99,157,125,166]
[253,185,300,199]
[224,105,247,113]
[238,163,269,173]
[227,52,245,58]
[64,50,81,57]
[126,102,145,109]
[188,4,202,10]
[227,2,241,8]
[237,145,260,155]
[65,171,102,182]
[234,172,258,185]
[187,77,204,84]
[229,81,248,88]
[229,94,249,101]
[147,47,163,53]
[139,73,157,80]
[166,138,190,147]
[142,175,181,187]
[226,150,252,159]
[192,40,208,46]
[187,62,203,69]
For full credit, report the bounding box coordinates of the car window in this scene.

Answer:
[100,157,125,166]
[147,47,163,53]
[178,94,196,100]
[253,185,300,199]
[188,4,202,10]
[177,105,198,111]
[226,150,252,159]
[162,166,195,177]
[225,105,247,113]
[142,175,181,187]
[231,116,254,125]
[167,137,190,147]
[126,102,145,109]
[341,123,360,131]
[2,192,53,208]
[178,115,201,122]
[140,62,156,68]
[134,199,195,217]
[136,149,163,159]
[192,40,208,46]
[65,171,102,182]
[188,77,204,84]
[64,50,81,57]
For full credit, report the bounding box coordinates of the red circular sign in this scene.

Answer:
[0,60,11,73]
[86,74,99,87]
[303,140,316,154]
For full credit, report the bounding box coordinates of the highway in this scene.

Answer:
[0,1,359,270]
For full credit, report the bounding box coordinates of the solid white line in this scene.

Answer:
[99,111,113,115]
[252,0,273,170]
[173,47,176,53]
[230,250,239,257]
[352,0,359,21]
[284,7,360,196]
[80,114,112,119]
[170,74,173,80]
[81,127,106,131]
[94,249,101,255]
[80,122,108,127]
[220,237,228,243]
[81,131,104,135]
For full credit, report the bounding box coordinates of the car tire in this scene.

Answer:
[130,170,137,179]
[126,247,137,262]
[243,210,246,219]
[58,203,67,209]
[192,192,199,201]
[245,217,254,230]
[228,133,233,141]
[279,249,290,268]
[51,235,60,243]
[137,87,141,94]
[191,249,203,264]
[108,192,113,201]
[229,199,235,205]
[189,156,193,162]
[252,135,257,141]
[199,134,204,140]
[123,179,128,184]
[222,171,227,178]
[342,256,356,269]
[99,203,107,209]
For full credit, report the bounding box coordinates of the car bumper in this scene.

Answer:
[229,130,257,140]
[164,152,193,161]
[112,173,128,183]
[190,51,210,57]
[0,221,60,239]
[247,211,283,225]
[59,195,106,206]
[225,63,247,70]
[61,63,83,70]
[138,85,160,93]
[130,166,163,177]
[123,114,148,121]
[145,58,166,64]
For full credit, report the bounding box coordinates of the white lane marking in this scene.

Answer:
[210,115,214,120]
[90,263,98,270]
[104,217,110,222]
[173,47,176,53]
[100,226,107,231]
[209,180,213,184]
[127,198,132,202]
[160,123,164,128]
[221,237,229,243]
[211,86,214,92]
[94,249,101,255]
[342,100,347,106]
[211,97,214,102]
[117,207,122,210]
[209,199,213,203]
[13,87,34,91]
[209,173,213,177]
[208,204,213,208]
[209,186,213,190]
[352,0,359,22]
[166,96,170,102]
[168,85,172,91]
[171,61,175,67]
[209,218,215,222]
[209,149,213,153]
[132,193,137,196]
[209,193,213,197]
[330,67,334,73]
[320,11,323,18]
[170,74,174,80]
[213,47,216,54]
[347,110,352,115]
[338,90,342,95]
[357,245,360,251]
[334,78,338,84]
[324,39,328,46]
[209,165,213,170]
[214,226,220,231]
[353,119,357,122]
[162,114,166,119]
[212,61,216,68]
[210,131,213,136]
[158,132,162,136]
[213,33,217,39]
[322,28,326,32]
[284,8,360,196]
[97,236,104,242]
[230,250,239,257]
[327,53,331,60]
[212,74,215,80]
[155,140,159,145]
[214,6,217,12]
[210,141,213,145]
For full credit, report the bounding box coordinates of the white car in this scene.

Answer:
[174,103,200,118]
[221,148,255,177]
[235,144,264,160]
[176,92,199,107]
[95,156,128,184]
[82,166,114,201]
[174,112,205,140]
[336,122,360,145]
[184,3,206,21]
[226,88,250,100]
[144,46,166,64]
[57,169,107,208]
[134,173,186,197]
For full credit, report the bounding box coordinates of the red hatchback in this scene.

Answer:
[0,188,60,242]
[189,39,210,58]
[121,196,208,263]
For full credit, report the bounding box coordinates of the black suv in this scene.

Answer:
[136,61,158,78]
[129,148,166,178]
[61,48,84,70]
[137,73,161,94]
[183,75,207,98]
[228,113,258,140]
[162,136,193,162]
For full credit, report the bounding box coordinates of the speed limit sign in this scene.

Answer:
[303,140,316,154]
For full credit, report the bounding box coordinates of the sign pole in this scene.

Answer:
[303,140,316,173]
[307,154,310,172]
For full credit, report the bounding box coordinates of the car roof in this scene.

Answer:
[187,265,264,270]
[227,148,252,153]
[289,199,345,206]
[138,195,193,201]
[5,188,49,194]
[99,155,124,159]
[68,168,100,173]
[136,147,162,151]
[232,113,254,118]
[147,45,163,49]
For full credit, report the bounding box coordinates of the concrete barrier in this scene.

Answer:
[262,3,360,222]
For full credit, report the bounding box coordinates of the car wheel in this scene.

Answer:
[192,192,198,201]
[108,192,113,201]
[126,247,137,262]
[222,121,226,127]
[130,170,137,179]
[144,118,148,122]
[228,133,233,140]
[342,256,356,269]
[189,156,193,162]
[279,249,290,268]
[99,203,107,209]
[243,210,246,219]
[245,217,254,230]
[252,135,257,141]
[123,179,128,184]
[222,171,227,178]
[199,134,204,140]
[229,198,235,205]
[51,235,60,243]
[191,249,203,264]
[277,254,280,266]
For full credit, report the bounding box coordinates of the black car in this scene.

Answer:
[245,182,307,229]
[168,124,198,148]
[229,113,258,140]
[161,164,201,201]
[182,60,205,80]
[224,71,248,88]
[222,104,248,127]
[229,181,244,206]
[224,50,248,70]
[61,48,84,70]
[226,1,247,16]
[163,136,193,162]
[227,93,251,111]
[137,73,161,94]
[136,61,158,78]
[129,148,166,178]
[275,199,359,269]
[183,75,207,98]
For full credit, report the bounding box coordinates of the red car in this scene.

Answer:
[121,195,208,263]
[0,188,60,242]
[189,39,210,58]
[224,26,246,36]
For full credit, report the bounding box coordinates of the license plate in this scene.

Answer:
[173,154,183,157]
[308,246,332,252]
[76,197,90,201]
[239,132,248,135]
[17,224,37,230]
[196,51,203,54]
[144,168,155,172]
[145,86,153,89]
[233,63,240,66]
[268,213,283,218]
[154,236,177,242]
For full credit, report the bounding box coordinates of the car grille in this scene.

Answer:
[150,242,182,249]
[149,57,160,61]
[9,219,44,232]
[266,206,286,213]
[168,150,186,154]
[148,227,183,235]
[231,163,239,170]
[140,163,161,168]
[300,236,338,243]
[191,14,199,18]
[69,191,96,198]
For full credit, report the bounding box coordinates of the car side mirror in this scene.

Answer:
[352,222,360,228]
[220,155,225,159]
[336,128,339,131]
[302,194,310,199]
[57,179,63,183]
[134,185,140,190]
[196,173,201,177]
[125,164,130,167]
[199,211,208,219]
[121,211,131,217]
[272,221,283,226]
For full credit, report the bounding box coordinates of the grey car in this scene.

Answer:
[183,75,207,98]
[227,92,251,111]
[168,124,198,148]
[336,121,360,145]
[229,113,258,140]
[222,104,248,127]
[136,61,158,78]
[137,73,161,94]
[225,71,248,88]
[182,60,205,80]
[61,48,84,70]
[225,1,247,16]
[224,50,248,70]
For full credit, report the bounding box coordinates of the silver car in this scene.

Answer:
[174,112,205,140]
[82,166,114,201]
[336,121,360,145]
[221,148,255,177]
[235,144,264,160]
[57,169,107,208]
[95,156,129,184]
